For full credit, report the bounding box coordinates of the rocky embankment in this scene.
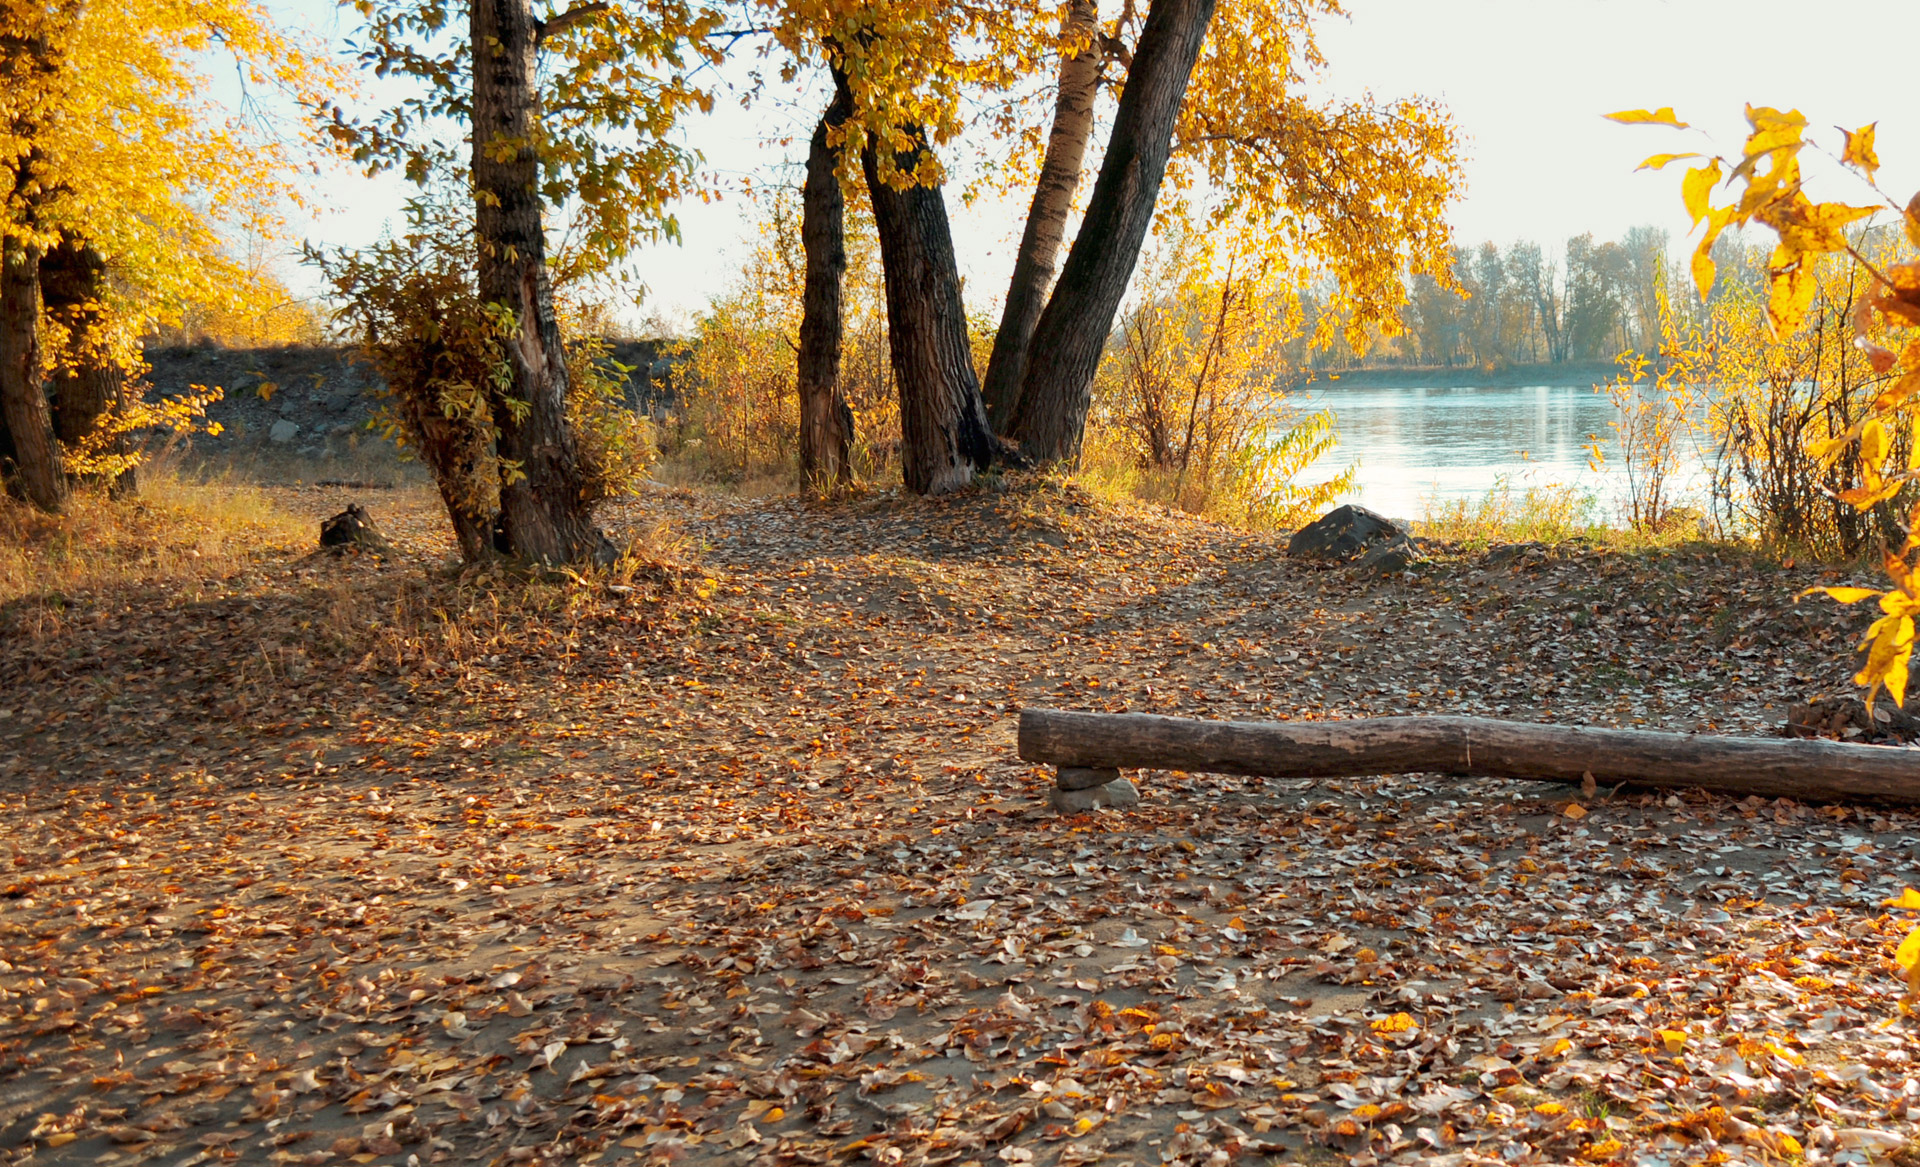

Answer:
[144,341,680,463]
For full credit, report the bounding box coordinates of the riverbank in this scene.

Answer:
[1298,360,1625,391]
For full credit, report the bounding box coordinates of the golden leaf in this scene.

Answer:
[1658,1029,1687,1053]
[1862,418,1893,467]
[1681,160,1720,226]
[1807,586,1883,605]
[1883,888,1920,910]
[1897,926,1920,973]
[1605,107,1689,128]
[1638,152,1701,172]
[1840,122,1879,178]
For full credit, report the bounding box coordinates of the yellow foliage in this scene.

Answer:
[674,192,896,486]
[1639,104,1920,712]
[1605,107,1690,128]
[1079,224,1353,530]
[0,0,347,361]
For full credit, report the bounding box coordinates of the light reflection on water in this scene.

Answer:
[1295,382,1710,524]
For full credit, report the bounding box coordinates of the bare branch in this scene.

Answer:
[534,2,610,44]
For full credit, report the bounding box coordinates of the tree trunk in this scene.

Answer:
[41,237,134,496]
[471,0,611,564]
[844,74,999,496]
[980,0,1101,433]
[398,329,497,563]
[1019,708,1920,806]
[1008,0,1218,463]
[0,238,65,512]
[797,93,855,496]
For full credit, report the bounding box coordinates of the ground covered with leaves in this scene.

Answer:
[3,477,1919,1167]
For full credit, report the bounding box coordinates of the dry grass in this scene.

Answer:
[0,470,308,605]
[1415,475,1603,549]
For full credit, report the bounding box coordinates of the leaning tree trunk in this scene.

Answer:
[980,0,1102,433]
[41,237,133,496]
[844,78,999,496]
[797,92,855,496]
[470,0,610,564]
[1008,0,1219,463]
[398,327,497,563]
[0,238,65,512]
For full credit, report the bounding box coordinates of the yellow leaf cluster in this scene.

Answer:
[1886,888,1920,1012]
[0,0,347,371]
[1639,104,1920,725]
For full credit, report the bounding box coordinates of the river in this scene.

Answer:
[1295,380,1712,524]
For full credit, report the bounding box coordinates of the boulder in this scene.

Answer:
[268,419,300,444]
[1049,778,1140,812]
[325,390,358,414]
[319,504,395,558]
[1359,538,1423,575]
[1289,505,1407,560]
[1056,766,1121,791]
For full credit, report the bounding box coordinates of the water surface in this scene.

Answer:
[1296,381,1707,523]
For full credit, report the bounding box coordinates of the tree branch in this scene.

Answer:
[535,2,610,44]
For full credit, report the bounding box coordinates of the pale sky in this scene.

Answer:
[288,0,1920,329]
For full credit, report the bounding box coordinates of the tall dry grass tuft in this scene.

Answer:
[1416,476,1601,549]
[0,471,307,605]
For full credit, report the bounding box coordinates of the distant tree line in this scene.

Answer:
[1303,227,1765,370]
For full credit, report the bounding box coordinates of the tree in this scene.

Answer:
[42,239,132,495]
[1007,0,1219,463]
[469,0,609,563]
[1563,233,1628,360]
[840,66,999,495]
[797,91,855,495]
[0,0,339,511]
[1511,242,1569,364]
[342,0,721,560]
[0,2,73,512]
[979,0,1104,431]
[1003,0,1462,460]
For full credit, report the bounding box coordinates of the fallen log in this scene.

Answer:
[1018,708,1920,805]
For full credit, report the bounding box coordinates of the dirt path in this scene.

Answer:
[1,480,1916,1167]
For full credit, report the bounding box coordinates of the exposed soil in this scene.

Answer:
[2,478,1917,1167]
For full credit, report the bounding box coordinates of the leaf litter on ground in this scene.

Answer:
[1,475,1918,1167]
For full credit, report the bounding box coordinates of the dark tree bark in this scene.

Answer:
[842,72,999,496]
[0,13,71,511]
[400,327,497,563]
[0,239,65,511]
[41,237,134,496]
[1008,0,1219,463]
[470,0,612,563]
[981,0,1102,433]
[797,92,855,496]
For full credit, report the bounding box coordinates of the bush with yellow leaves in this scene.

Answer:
[1624,104,1920,709]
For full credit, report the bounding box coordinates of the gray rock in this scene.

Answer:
[1049,778,1140,812]
[276,396,300,417]
[326,390,358,414]
[1056,766,1120,791]
[268,419,300,444]
[1289,504,1407,560]
[1359,537,1423,575]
